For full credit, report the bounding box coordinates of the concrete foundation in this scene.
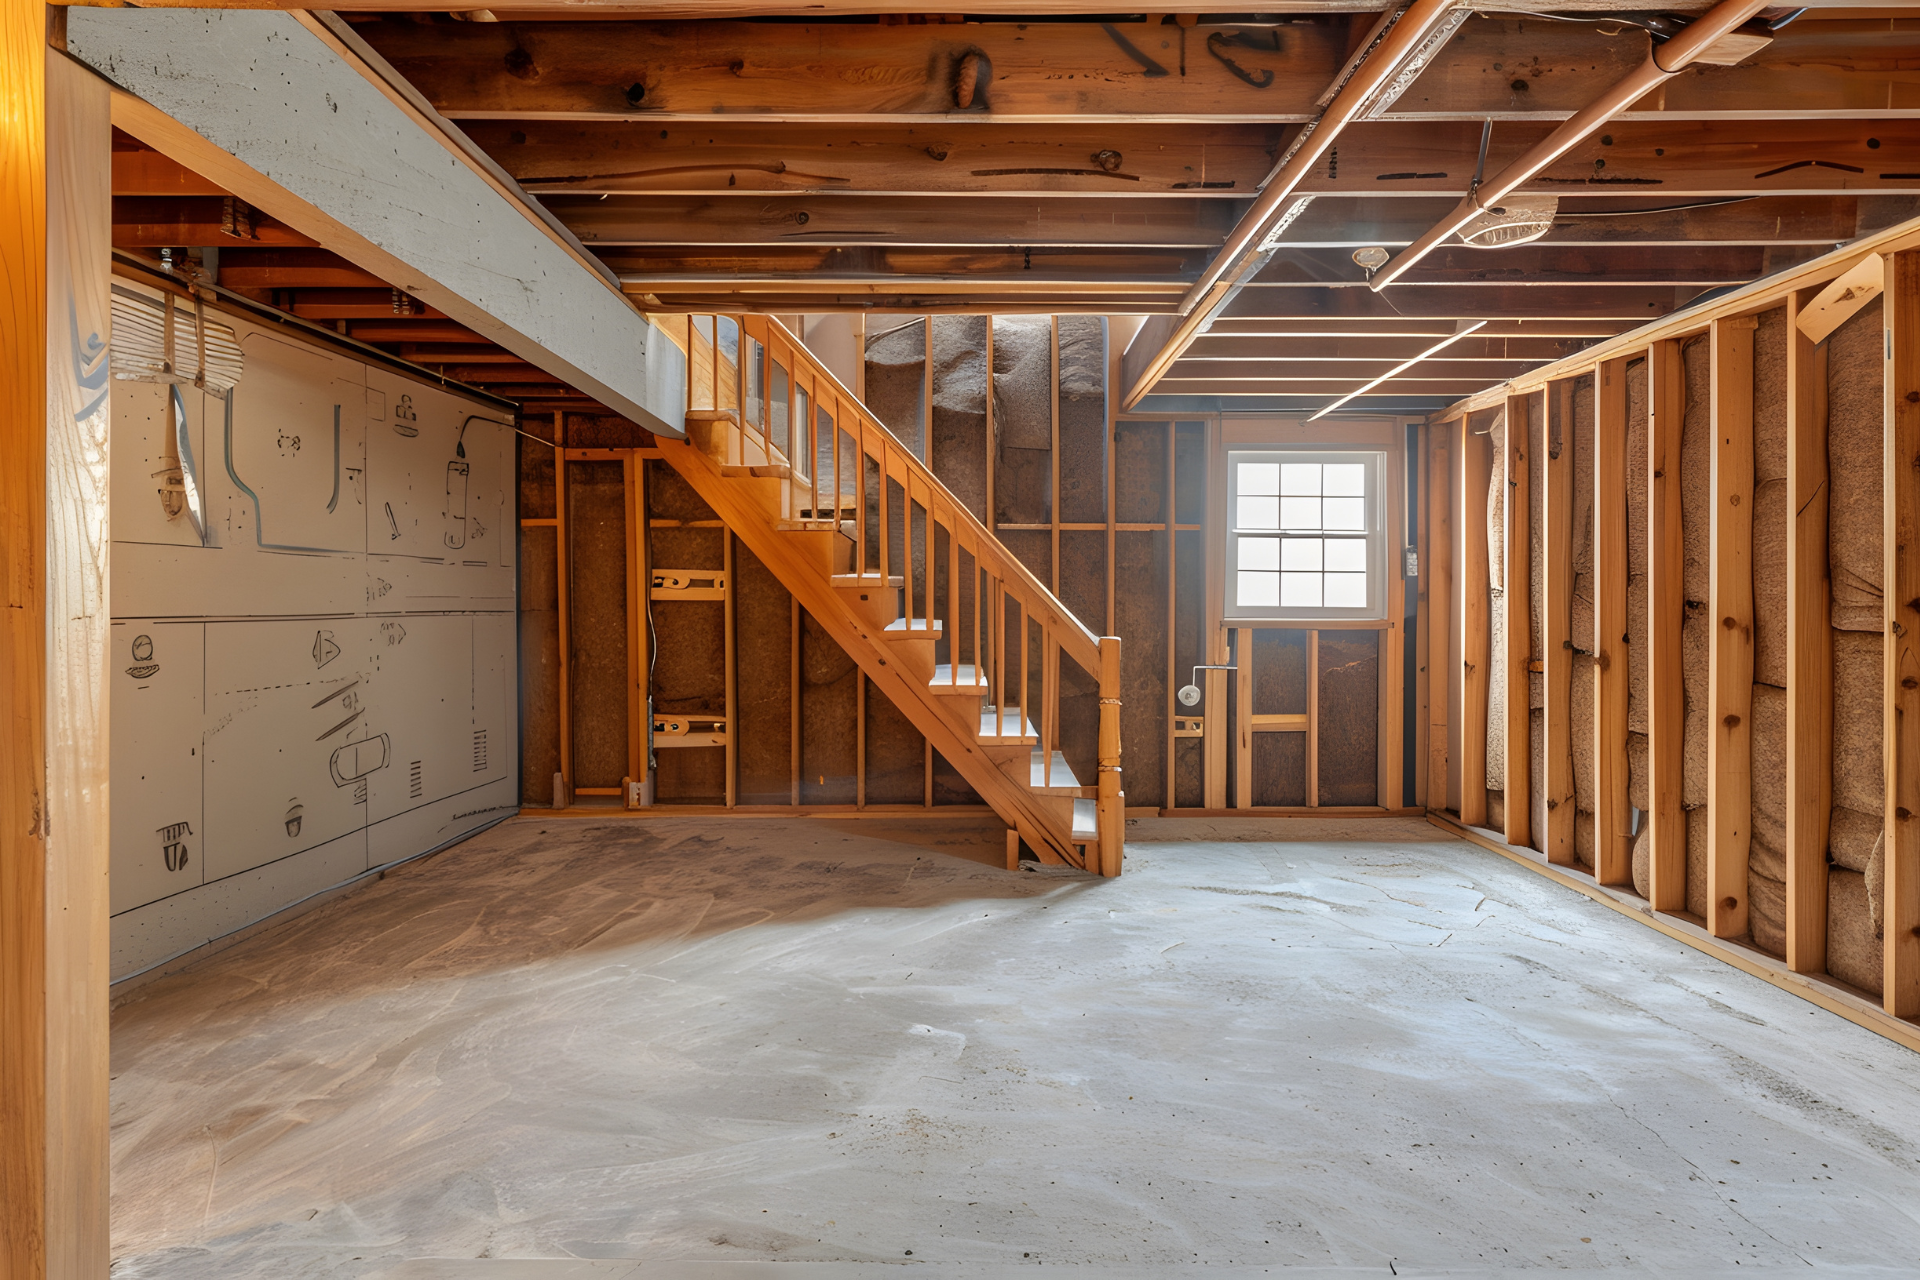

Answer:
[109,817,1920,1278]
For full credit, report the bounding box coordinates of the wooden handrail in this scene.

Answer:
[695,312,1103,670]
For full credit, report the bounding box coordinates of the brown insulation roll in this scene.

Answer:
[1832,629,1885,817]
[1680,336,1713,907]
[519,523,560,806]
[1487,410,1507,796]
[1318,630,1379,806]
[570,459,633,792]
[1253,629,1308,807]
[1828,867,1883,996]
[992,316,1052,525]
[930,315,988,521]
[1749,683,1788,956]
[1829,804,1882,872]
[1827,299,1884,632]
[733,540,795,806]
[1752,308,1790,689]
[1626,359,1650,738]
[1530,391,1548,846]
[1057,317,1108,525]
[1570,377,1596,865]
[866,317,928,459]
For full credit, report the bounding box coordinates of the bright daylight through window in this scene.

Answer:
[1227,451,1385,621]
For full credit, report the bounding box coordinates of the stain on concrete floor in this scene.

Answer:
[107,815,1920,1278]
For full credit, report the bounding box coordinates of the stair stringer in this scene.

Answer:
[657,438,1087,867]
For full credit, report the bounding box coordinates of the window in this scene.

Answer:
[1226,450,1386,620]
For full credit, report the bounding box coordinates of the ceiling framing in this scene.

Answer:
[107,5,1920,414]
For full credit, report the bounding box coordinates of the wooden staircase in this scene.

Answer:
[655,314,1122,875]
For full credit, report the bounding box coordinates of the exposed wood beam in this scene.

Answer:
[1182,335,1592,360]
[1195,316,1637,338]
[597,245,1209,277]
[112,195,318,246]
[355,16,1920,124]
[1307,118,1920,200]
[1256,242,1772,285]
[1163,357,1578,381]
[346,321,484,342]
[1270,194,1880,248]
[70,7,689,433]
[287,289,449,320]
[548,194,1248,247]
[212,249,389,290]
[467,120,1284,196]
[1149,377,1534,395]
[1210,282,1704,318]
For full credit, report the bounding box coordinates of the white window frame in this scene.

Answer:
[1224,448,1388,622]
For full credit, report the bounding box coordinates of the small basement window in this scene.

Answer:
[1226,450,1387,621]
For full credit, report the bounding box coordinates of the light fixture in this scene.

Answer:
[1351,246,1390,272]
[1458,195,1560,249]
[1177,665,1238,707]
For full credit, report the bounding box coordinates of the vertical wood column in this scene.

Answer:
[1883,250,1920,1015]
[1458,415,1489,828]
[1647,340,1688,909]
[554,414,572,800]
[1414,423,1432,808]
[1594,358,1632,886]
[0,8,49,1265]
[1384,438,1406,809]
[1503,394,1532,849]
[1427,425,1453,810]
[1542,381,1576,864]
[7,36,112,1278]
[1203,421,1228,809]
[624,452,645,802]
[1786,288,1833,973]
[1709,317,1756,937]
[1234,626,1252,810]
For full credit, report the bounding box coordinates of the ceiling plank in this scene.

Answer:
[467,120,1282,196]
[356,17,1352,123]
[352,16,1918,123]
[1298,118,1920,198]
[112,196,319,247]
[215,249,390,290]
[548,194,1249,247]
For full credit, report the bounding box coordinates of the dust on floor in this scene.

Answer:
[107,815,1920,1278]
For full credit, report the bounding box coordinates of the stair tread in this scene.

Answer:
[1028,750,1085,791]
[980,706,1037,740]
[929,663,990,693]
[832,573,904,589]
[884,617,942,633]
[720,463,791,479]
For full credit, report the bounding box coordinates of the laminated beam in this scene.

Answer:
[67,7,687,434]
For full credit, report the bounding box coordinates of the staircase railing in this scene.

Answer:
[656,313,1122,875]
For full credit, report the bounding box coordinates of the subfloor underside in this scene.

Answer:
[108,815,1920,1279]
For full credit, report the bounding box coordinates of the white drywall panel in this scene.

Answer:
[109,277,518,981]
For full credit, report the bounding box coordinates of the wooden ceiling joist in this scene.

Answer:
[353,15,1920,125]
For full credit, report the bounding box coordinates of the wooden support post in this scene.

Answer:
[1647,340,1687,909]
[624,451,646,801]
[6,38,112,1278]
[1709,318,1756,937]
[1050,315,1061,597]
[1594,358,1632,886]
[1307,629,1320,808]
[1503,394,1532,850]
[1098,634,1124,877]
[1542,380,1576,864]
[1235,627,1253,810]
[555,412,572,796]
[1385,437,1406,811]
[1458,415,1490,829]
[724,529,737,810]
[1166,421,1178,808]
[1427,425,1453,812]
[1786,288,1833,973]
[1414,423,1431,809]
[1204,421,1228,809]
[1883,250,1920,1015]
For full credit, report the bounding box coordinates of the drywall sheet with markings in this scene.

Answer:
[109,277,517,980]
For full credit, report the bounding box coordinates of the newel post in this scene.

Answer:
[1098,635,1124,877]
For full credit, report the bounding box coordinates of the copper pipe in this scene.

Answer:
[1369,0,1774,292]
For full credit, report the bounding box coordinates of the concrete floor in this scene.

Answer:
[107,815,1920,1279]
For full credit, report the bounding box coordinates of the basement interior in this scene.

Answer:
[8,1,1920,1276]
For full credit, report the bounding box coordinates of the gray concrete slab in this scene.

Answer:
[108,815,1920,1279]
